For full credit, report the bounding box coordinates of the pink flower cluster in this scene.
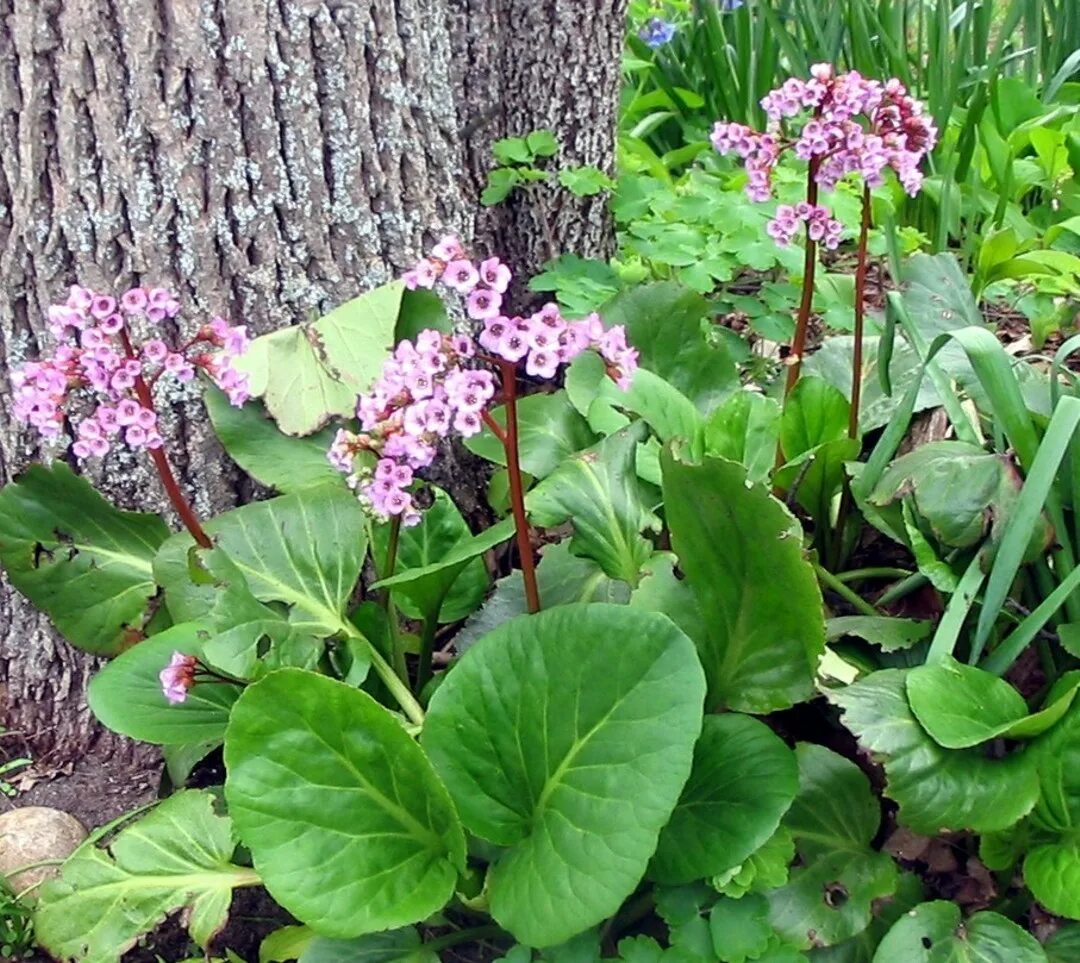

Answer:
[767,203,843,249]
[12,285,250,459]
[331,236,639,526]
[712,65,938,245]
[329,330,495,526]
[405,237,638,389]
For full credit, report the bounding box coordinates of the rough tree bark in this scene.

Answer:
[0,0,627,766]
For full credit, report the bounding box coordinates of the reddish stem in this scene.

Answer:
[775,157,822,481]
[480,409,509,447]
[849,184,872,439]
[496,359,541,614]
[783,158,822,400]
[119,329,213,549]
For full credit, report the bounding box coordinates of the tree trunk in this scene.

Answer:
[0,0,626,766]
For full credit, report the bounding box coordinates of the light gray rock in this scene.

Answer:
[0,807,87,898]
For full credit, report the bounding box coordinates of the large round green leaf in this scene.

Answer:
[89,623,241,745]
[527,424,660,586]
[0,462,169,654]
[597,281,738,413]
[236,282,401,436]
[1025,840,1080,919]
[779,377,850,460]
[767,744,898,950]
[660,450,824,713]
[422,604,705,947]
[224,669,465,937]
[649,714,798,884]
[35,791,254,963]
[871,902,1046,962]
[153,484,367,637]
[831,670,1039,834]
[907,655,1028,748]
[702,390,781,485]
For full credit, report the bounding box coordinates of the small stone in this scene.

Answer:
[0,806,87,898]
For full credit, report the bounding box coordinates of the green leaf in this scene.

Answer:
[494,137,533,165]
[371,487,490,623]
[153,485,367,638]
[906,655,1048,748]
[235,282,401,435]
[455,540,630,652]
[200,549,324,679]
[88,623,241,745]
[371,517,514,616]
[901,254,988,336]
[870,442,1048,554]
[830,670,1039,834]
[34,791,253,963]
[713,826,795,899]
[1024,840,1080,920]
[261,924,440,963]
[301,928,438,963]
[527,424,659,586]
[559,166,615,196]
[825,616,934,653]
[783,744,882,858]
[395,287,451,342]
[650,715,799,885]
[769,855,897,951]
[526,129,560,157]
[805,872,925,963]
[422,604,705,947]
[205,387,344,494]
[1023,698,1080,919]
[780,378,851,459]
[564,351,702,446]
[1031,694,1080,833]
[482,168,523,205]
[774,438,862,530]
[224,669,465,938]
[871,902,1046,962]
[661,451,825,713]
[702,391,781,485]
[598,282,738,413]
[163,739,220,787]
[709,894,773,963]
[464,391,599,480]
[261,926,314,962]
[0,461,169,654]
[1046,924,1080,963]
[768,745,898,950]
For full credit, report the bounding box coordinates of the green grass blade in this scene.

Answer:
[973,396,1080,663]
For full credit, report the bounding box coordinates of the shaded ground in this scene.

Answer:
[4,746,160,833]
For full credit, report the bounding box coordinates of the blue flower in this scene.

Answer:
[719,0,745,11]
[639,17,677,48]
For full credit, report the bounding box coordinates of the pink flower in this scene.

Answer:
[431,235,465,262]
[467,288,502,320]
[443,260,480,293]
[479,257,512,293]
[160,652,198,704]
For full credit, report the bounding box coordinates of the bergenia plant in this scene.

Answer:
[330,234,637,616]
[712,65,937,441]
[12,284,250,549]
